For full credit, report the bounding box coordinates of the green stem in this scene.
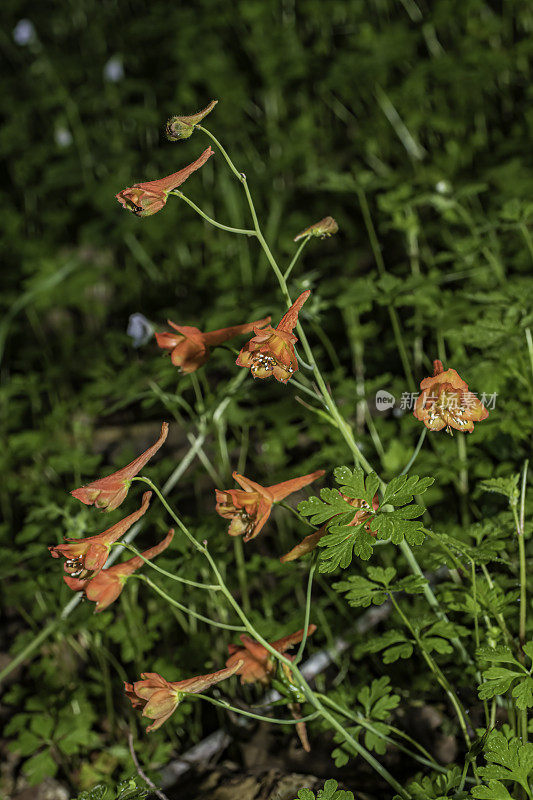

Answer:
[514,504,527,653]
[490,699,496,729]
[188,433,222,485]
[171,190,256,237]
[284,237,310,280]
[470,559,490,727]
[398,537,469,663]
[135,575,246,632]
[423,527,466,574]
[132,476,204,553]
[457,433,469,527]
[480,564,514,646]
[111,542,220,590]
[197,125,243,180]
[514,461,529,744]
[400,427,427,475]
[278,499,317,529]
[194,693,319,725]
[525,328,533,382]
[294,554,317,664]
[458,758,470,794]
[309,699,411,799]
[318,693,446,774]
[520,223,533,263]
[520,459,529,543]
[190,372,205,414]
[290,376,328,406]
[389,593,472,749]
[233,537,251,615]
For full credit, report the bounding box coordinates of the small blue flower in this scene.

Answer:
[127,313,154,348]
[104,56,124,83]
[55,127,73,148]
[13,19,36,46]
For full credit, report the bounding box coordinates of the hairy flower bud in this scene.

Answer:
[166,100,218,140]
[115,148,213,217]
[294,216,339,242]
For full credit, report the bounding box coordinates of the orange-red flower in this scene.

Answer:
[236,291,310,383]
[413,359,489,434]
[49,492,152,579]
[226,626,316,685]
[155,316,271,374]
[125,661,243,732]
[294,216,338,242]
[215,469,325,542]
[70,423,168,511]
[280,492,379,563]
[226,626,317,753]
[63,529,174,612]
[115,147,213,217]
[166,100,218,140]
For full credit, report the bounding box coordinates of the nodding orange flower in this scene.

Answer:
[166,100,218,140]
[115,147,213,217]
[413,359,489,434]
[226,626,316,685]
[63,529,174,612]
[215,469,325,542]
[70,423,168,511]
[125,661,243,732]
[226,626,317,751]
[155,316,271,374]
[236,291,310,383]
[49,492,152,580]
[280,492,379,563]
[294,216,338,242]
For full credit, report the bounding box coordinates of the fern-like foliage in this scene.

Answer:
[70,777,151,800]
[294,778,354,800]
[297,467,434,572]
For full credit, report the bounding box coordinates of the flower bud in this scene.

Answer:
[166,100,218,140]
[294,216,339,242]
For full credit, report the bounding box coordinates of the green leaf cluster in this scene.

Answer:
[356,618,468,664]
[471,729,533,798]
[477,643,533,709]
[71,777,151,800]
[294,780,354,800]
[298,468,434,572]
[479,476,520,507]
[330,677,400,766]
[394,766,465,799]
[334,566,427,608]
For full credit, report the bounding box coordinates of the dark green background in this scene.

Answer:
[2,0,533,793]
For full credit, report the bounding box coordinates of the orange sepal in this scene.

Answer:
[70,424,168,511]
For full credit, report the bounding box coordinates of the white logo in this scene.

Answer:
[375,390,395,411]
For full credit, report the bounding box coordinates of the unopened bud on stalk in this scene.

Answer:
[166,100,218,140]
[294,216,339,242]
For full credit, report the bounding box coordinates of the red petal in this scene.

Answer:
[269,469,325,502]
[277,291,310,333]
